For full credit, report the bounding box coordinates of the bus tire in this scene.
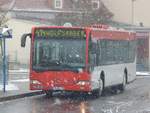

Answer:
[92,78,103,98]
[45,90,53,97]
[119,74,126,92]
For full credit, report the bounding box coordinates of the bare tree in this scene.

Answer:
[56,0,113,26]
[0,0,16,26]
[78,0,113,25]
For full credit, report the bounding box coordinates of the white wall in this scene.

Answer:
[6,19,45,64]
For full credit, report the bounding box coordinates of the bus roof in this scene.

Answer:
[89,25,136,40]
[91,28,135,40]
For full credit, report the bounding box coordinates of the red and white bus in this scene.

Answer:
[21,25,136,97]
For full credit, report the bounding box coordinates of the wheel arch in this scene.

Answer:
[124,68,128,83]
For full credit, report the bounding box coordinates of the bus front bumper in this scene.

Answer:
[30,83,91,92]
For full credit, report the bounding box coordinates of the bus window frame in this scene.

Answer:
[88,34,99,72]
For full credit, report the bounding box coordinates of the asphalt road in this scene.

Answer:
[0,76,150,113]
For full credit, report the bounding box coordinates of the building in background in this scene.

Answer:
[102,0,150,71]
[102,0,150,27]
[6,19,45,69]
[125,27,150,71]
[11,0,113,26]
[3,0,113,69]
[2,0,150,71]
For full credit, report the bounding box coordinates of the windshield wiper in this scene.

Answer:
[34,62,84,73]
[33,66,63,72]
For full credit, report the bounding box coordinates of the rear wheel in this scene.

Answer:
[92,78,103,98]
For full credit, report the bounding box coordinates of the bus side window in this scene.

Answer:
[89,39,97,66]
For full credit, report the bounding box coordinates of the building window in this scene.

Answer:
[55,0,63,9]
[92,0,100,9]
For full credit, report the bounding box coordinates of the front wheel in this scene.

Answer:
[92,78,103,98]
[45,90,53,97]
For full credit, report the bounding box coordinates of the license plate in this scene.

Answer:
[53,87,64,90]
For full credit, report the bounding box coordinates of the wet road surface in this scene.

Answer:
[0,76,150,113]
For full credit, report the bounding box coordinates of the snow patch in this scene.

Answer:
[0,84,19,91]
[101,101,133,113]
[138,109,150,113]
[136,72,150,76]
[54,98,61,105]
[10,79,29,83]
[9,69,29,73]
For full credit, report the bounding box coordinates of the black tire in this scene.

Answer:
[45,90,53,97]
[92,78,103,98]
[119,74,126,92]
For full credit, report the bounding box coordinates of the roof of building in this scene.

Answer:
[0,0,10,6]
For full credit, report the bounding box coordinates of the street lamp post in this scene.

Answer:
[1,27,12,92]
[2,33,6,92]
[0,30,7,92]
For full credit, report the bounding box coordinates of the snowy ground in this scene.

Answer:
[0,83,19,91]
[136,72,150,76]
[0,76,150,113]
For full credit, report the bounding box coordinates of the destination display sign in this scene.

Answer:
[35,28,86,38]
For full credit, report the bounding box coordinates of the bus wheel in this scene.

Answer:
[92,78,103,98]
[45,90,53,97]
[119,74,126,92]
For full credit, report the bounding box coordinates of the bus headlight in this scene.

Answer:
[77,81,90,86]
[31,80,41,84]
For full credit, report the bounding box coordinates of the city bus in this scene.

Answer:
[21,25,136,97]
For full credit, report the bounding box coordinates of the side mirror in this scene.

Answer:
[21,33,31,47]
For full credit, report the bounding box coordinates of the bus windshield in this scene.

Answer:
[33,38,86,72]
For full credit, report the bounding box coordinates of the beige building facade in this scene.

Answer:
[6,19,44,66]
[102,0,150,27]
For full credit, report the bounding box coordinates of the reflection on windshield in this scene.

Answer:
[33,38,86,71]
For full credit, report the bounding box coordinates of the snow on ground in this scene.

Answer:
[0,83,19,91]
[53,98,62,105]
[9,69,29,73]
[136,72,150,76]
[9,79,29,83]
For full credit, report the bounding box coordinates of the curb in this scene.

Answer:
[0,91,45,102]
